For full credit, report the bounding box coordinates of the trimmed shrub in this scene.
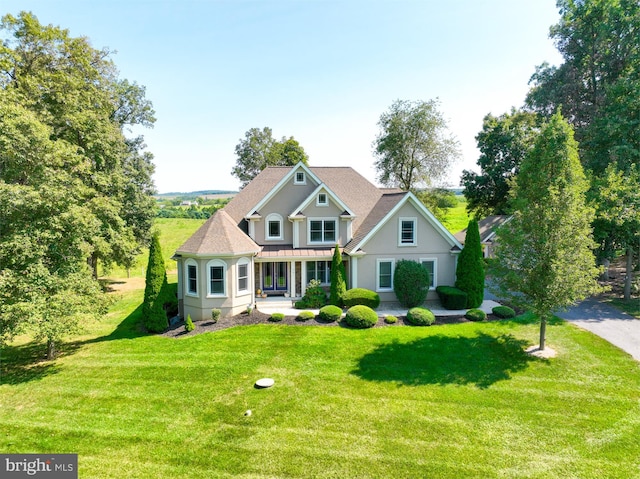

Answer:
[298,279,327,309]
[318,305,342,323]
[406,307,435,326]
[393,259,430,307]
[296,310,315,322]
[465,308,487,321]
[211,308,221,323]
[269,312,285,322]
[143,232,170,333]
[184,314,195,332]
[329,245,347,307]
[384,315,398,324]
[492,305,516,319]
[436,286,468,310]
[344,305,378,329]
[455,219,485,308]
[342,288,380,309]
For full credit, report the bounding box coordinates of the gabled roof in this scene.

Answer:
[176,209,260,256]
[454,215,511,244]
[345,191,463,254]
[289,183,355,219]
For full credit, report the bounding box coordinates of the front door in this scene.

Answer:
[262,262,288,292]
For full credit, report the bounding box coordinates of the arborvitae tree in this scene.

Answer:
[455,219,485,308]
[143,232,169,332]
[490,112,601,350]
[329,245,347,307]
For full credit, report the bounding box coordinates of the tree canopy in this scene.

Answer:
[0,12,155,356]
[373,99,460,192]
[231,127,309,188]
[490,113,601,350]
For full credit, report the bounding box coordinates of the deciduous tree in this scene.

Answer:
[373,99,460,192]
[490,113,601,350]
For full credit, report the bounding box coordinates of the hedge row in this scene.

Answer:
[435,286,468,310]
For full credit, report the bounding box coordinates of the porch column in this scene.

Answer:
[351,256,358,288]
[290,261,296,297]
[301,261,307,297]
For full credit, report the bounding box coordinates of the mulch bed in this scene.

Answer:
[162,309,499,338]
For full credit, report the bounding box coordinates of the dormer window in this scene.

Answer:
[266,213,284,240]
[317,193,328,206]
[294,171,306,185]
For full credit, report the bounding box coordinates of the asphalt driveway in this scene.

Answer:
[557,298,640,362]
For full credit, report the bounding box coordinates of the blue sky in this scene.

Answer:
[3,1,563,193]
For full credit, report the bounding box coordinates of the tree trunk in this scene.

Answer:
[624,246,633,301]
[46,339,56,360]
[88,253,99,280]
[599,258,610,281]
[539,314,547,351]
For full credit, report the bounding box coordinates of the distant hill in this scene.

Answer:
[156,190,237,199]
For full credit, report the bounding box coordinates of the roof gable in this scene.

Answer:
[290,183,355,218]
[345,191,462,254]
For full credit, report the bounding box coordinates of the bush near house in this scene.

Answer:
[342,288,380,309]
[184,315,195,332]
[436,286,468,310]
[455,219,486,308]
[344,305,378,329]
[296,311,315,322]
[465,308,487,321]
[269,313,285,322]
[143,232,171,333]
[406,307,435,326]
[384,315,398,324]
[393,259,430,307]
[329,245,347,307]
[492,305,516,319]
[211,308,221,323]
[319,305,342,322]
[296,279,327,309]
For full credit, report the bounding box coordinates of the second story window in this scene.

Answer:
[317,193,328,206]
[294,171,306,184]
[266,213,283,240]
[399,217,417,246]
[309,219,336,243]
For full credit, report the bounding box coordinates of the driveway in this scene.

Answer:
[557,298,640,362]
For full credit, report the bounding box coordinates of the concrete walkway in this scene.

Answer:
[557,298,640,362]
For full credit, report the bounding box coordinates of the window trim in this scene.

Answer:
[419,257,437,290]
[265,213,284,241]
[185,258,198,297]
[294,171,306,185]
[206,259,227,298]
[376,258,395,292]
[306,260,331,285]
[316,193,328,206]
[237,258,250,296]
[307,217,338,244]
[399,217,417,246]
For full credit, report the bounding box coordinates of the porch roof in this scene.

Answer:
[257,244,338,260]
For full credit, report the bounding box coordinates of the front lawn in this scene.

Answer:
[1,290,639,478]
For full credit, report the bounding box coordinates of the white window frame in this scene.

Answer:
[399,217,417,246]
[420,257,438,290]
[376,258,395,292]
[185,258,198,297]
[306,260,331,285]
[307,217,338,245]
[316,192,328,206]
[206,259,227,298]
[265,213,284,241]
[237,258,250,296]
[294,171,306,185]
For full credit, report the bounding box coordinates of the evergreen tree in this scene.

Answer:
[329,245,347,307]
[455,219,485,308]
[143,232,169,332]
[490,112,601,350]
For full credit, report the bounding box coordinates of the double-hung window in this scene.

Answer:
[207,260,226,296]
[237,259,249,295]
[186,260,198,296]
[420,258,437,290]
[306,261,331,285]
[399,217,417,246]
[309,219,336,244]
[377,259,394,292]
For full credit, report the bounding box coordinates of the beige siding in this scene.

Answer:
[354,202,457,301]
[299,198,346,247]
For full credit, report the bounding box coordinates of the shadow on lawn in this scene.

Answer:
[353,332,536,389]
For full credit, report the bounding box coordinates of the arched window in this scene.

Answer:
[265,213,283,240]
[206,259,227,297]
[185,258,198,297]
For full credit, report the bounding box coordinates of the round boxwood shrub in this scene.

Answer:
[342,288,380,309]
[269,312,285,322]
[384,315,398,324]
[296,310,315,322]
[318,305,342,323]
[465,308,487,322]
[344,305,378,329]
[492,305,516,319]
[393,259,430,307]
[406,307,435,326]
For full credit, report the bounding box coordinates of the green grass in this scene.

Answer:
[441,196,471,234]
[2,298,640,478]
[605,297,640,319]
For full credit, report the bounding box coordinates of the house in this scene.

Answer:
[174,162,463,319]
[454,215,510,258]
